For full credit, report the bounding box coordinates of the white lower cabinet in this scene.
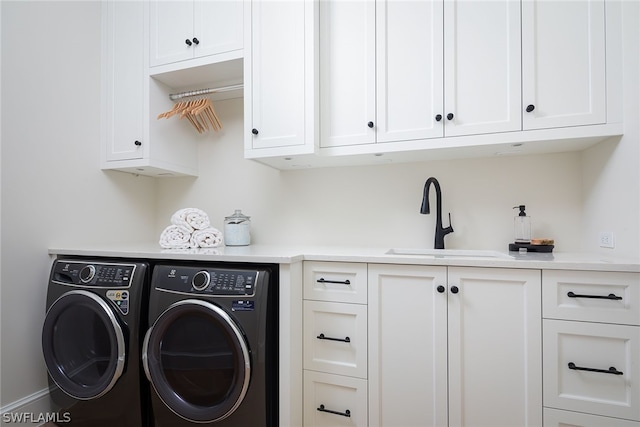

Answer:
[368,264,542,427]
[545,407,640,427]
[301,263,640,426]
[542,270,640,425]
[303,262,368,426]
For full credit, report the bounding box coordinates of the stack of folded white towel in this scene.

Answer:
[159,208,223,249]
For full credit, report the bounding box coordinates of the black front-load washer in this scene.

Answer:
[41,258,151,426]
[142,263,278,426]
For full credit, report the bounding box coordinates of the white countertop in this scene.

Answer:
[49,244,640,272]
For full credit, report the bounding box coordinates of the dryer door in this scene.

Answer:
[41,290,126,400]
[143,299,251,423]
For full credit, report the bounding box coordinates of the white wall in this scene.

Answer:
[157,98,585,252]
[1,0,638,417]
[581,0,640,257]
[0,1,157,409]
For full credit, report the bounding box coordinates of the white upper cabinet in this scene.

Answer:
[101,1,200,177]
[320,0,376,148]
[522,0,606,130]
[244,0,621,169]
[443,0,521,137]
[375,0,443,143]
[150,0,243,68]
[320,0,521,148]
[244,0,317,158]
[102,0,146,163]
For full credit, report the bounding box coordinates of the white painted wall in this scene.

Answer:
[0,1,156,409]
[1,0,638,417]
[581,0,640,257]
[157,97,586,252]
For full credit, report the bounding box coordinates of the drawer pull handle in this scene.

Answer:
[567,291,622,300]
[317,278,351,285]
[568,362,623,376]
[317,404,351,417]
[317,333,350,343]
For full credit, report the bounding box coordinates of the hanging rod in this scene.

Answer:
[169,84,243,101]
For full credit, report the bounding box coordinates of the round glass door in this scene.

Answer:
[143,299,251,423]
[41,290,125,400]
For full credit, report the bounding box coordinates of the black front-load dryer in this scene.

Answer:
[41,258,151,426]
[142,263,278,426]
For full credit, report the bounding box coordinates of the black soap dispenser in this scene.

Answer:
[509,205,531,252]
[513,205,531,244]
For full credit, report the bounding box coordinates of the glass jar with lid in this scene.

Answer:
[224,210,251,246]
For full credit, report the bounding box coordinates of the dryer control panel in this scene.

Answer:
[154,266,259,296]
[52,261,135,288]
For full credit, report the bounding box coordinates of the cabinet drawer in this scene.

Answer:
[544,408,640,427]
[304,262,367,304]
[543,319,640,421]
[303,370,368,427]
[543,270,639,325]
[304,300,367,378]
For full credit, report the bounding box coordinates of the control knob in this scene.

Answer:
[79,265,96,283]
[192,270,211,291]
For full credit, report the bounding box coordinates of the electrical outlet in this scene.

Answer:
[599,232,615,248]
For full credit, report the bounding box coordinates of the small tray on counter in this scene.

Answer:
[508,243,554,253]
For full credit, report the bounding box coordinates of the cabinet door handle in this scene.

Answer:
[568,362,623,376]
[435,114,443,122]
[192,37,200,45]
[437,285,445,293]
[251,128,259,135]
[134,140,142,146]
[317,404,351,417]
[317,278,351,285]
[450,285,459,294]
[526,104,535,113]
[368,121,374,128]
[567,291,622,300]
[447,113,454,120]
[185,39,192,46]
[317,333,350,343]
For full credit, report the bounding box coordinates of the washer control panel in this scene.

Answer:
[155,266,258,296]
[52,261,135,288]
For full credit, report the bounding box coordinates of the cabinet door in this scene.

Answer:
[443,0,521,137]
[376,0,444,143]
[320,0,375,148]
[193,1,243,59]
[522,0,606,129]
[368,264,448,427]
[447,267,542,427]
[102,0,145,162]
[149,0,194,67]
[246,0,311,153]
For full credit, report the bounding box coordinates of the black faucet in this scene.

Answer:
[420,177,454,249]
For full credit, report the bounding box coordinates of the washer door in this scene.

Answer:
[143,299,251,423]
[41,290,126,400]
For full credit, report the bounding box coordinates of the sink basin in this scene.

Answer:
[386,248,513,259]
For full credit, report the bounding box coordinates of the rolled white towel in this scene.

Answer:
[159,225,192,249]
[171,208,210,232]
[190,227,223,248]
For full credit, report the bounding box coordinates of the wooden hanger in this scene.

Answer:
[157,97,223,134]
